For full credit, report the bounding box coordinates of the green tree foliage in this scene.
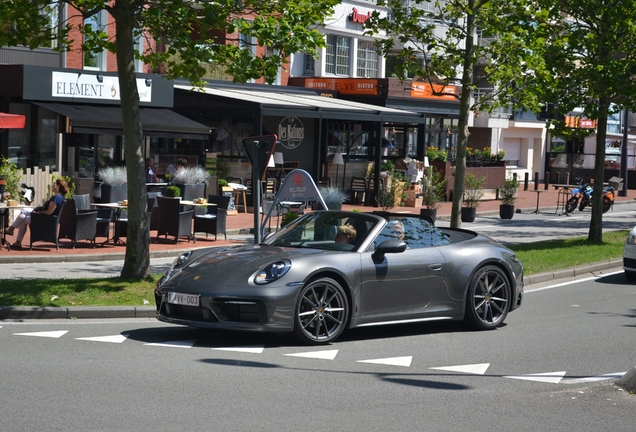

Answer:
[0,0,339,279]
[366,0,546,227]
[532,1,636,241]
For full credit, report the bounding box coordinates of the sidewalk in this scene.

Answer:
[1,184,635,263]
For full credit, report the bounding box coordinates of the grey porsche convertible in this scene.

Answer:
[155,211,523,345]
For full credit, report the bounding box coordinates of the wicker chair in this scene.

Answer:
[58,199,98,249]
[156,196,195,244]
[73,193,111,242]
[193,194,230,240]
[29,201,66,251]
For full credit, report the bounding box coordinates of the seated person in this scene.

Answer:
[335,224,357,244]
[145,157,159,183]
[5,179,67,249]
[166,157,187,177]
[390,220,405,241]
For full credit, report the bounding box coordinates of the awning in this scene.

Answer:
[33,103,211,140]
[174,84,427,124]
[0,112,26,129]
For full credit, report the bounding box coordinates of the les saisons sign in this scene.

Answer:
[51,71,152,102]
[278,117,304,149]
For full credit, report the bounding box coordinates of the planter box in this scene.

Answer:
[99,184,128,203]
[404,197,423,207]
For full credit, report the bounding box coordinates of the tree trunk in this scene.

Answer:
[450,1,476,229]
[113,1,151,279]
[589,98,610,242]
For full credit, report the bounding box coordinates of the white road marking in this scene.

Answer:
[144,339,196,348]
[527,270,624,293]
[284,349,339,360]
[13,330,68,338]
[430,363,490,375]
[561,372,626,385]
[504,371,566,384]
[211,345,265,353]
[357,356,412,367]
[75,334,129,343]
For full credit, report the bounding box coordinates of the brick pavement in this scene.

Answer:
[1,184,634,261]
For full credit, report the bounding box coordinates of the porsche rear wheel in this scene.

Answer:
[465,266,511,330]
[294,277,349,345]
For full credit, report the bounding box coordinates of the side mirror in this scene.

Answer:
[372,239,407,262]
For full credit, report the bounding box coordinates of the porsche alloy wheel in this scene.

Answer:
[465,266,511,330]
[294,277,349,345]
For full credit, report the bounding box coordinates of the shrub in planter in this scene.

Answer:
[97,166,128,203]
[422,166,447,211]
[316,186,348,210]
[499,175,519,219]
[165,185,182,198]
[462,174,485,223]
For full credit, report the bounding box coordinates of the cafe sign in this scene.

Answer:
[278,116,304,149]
[51,71,152,102]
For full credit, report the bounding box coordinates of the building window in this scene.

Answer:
[326,35,350,76]
[39,2,59,49]
[304,53,315,75]
[83,11,105,70]
[357,41,378,78]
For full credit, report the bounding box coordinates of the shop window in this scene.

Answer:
[326,35,350,76]
[304,53,315,76]
[357,41,378,78]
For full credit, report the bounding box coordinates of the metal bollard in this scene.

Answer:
[524,172,529,191]
[534,172,539,190]
[544,172,549,190]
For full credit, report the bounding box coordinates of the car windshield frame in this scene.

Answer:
[264,211,381,252]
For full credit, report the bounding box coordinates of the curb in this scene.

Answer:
[1,260,624,321]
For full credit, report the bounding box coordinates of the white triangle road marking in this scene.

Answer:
[145,339,197,348]
[430,363,490,375]
[561,372,627,385]
[357,356,412,367]
[504,371,566,384]
[211,345,265,353]
[284,349,339,360]
[75,334,129,344]
[14,330,68,338]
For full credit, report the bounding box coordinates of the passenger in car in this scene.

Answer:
[335,224,357,244]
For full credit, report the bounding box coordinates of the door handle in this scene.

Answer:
[428,264,443,271]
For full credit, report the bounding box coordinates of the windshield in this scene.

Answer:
[266,212,379,251]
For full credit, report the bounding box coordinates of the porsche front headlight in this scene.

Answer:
[162,251,193,283]
[627,235,636,245]
[254,260,291,285]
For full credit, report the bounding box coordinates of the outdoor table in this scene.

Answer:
[529,190,546,214]
[552,184,573,215]
[93,202,128,245]
[228,182,247,213]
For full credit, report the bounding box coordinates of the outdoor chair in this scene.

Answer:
[350,177,368,204]
[29,200,66,251]
[156,196,195,244]
[58,198,97,249]
[73,193,111,242]
[193,194,230,240]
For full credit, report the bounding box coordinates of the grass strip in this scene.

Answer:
[0,230,629,307]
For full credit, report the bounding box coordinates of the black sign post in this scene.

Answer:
[242,134,277,244]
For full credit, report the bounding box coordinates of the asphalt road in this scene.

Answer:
[1,273,634,431]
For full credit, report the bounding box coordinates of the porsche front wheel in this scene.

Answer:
[465,266,511,330]
[294,277,349,345]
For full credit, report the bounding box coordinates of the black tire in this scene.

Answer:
[602,196,612,213]
[464,265,511,330]
[294,277,349,345]
[578,197,588,211]
[565,196,579,214]
[625,271,636,282]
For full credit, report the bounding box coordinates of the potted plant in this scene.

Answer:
[281,211,299,227]
[317,186,348,210]
[97,166,128,203]
[499,175,519,219]
[0,156,22,202]
[165,185,182,198]
[172,166,211,201]
[461,174,485,222]
[420,166,447,222]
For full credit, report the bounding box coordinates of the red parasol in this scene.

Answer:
[0,112,26,129]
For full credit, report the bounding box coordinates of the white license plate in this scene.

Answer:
[166,292,200,307]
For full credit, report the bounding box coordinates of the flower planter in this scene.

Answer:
[461,207,477,223]
[420,208,437,223]
[100,184,128,204]
[499,204,515,219]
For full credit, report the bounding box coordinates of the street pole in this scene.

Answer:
[620,108,628,197]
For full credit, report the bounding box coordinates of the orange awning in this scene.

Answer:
[0,112,26,129]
